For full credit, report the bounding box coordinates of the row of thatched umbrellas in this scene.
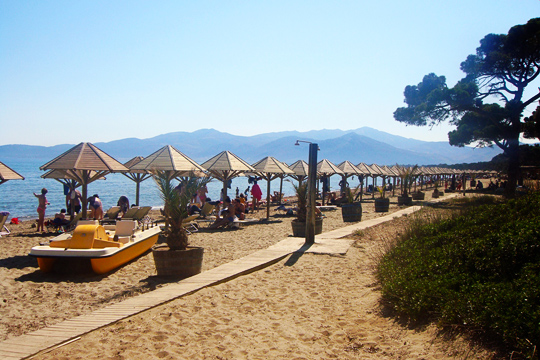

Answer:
[0,142,493,219]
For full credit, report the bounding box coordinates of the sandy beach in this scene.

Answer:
[0,188,496,359]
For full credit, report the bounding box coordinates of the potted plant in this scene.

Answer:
[374,185,390,212]
[433,180,441,198]
[412,189,425,200]
[290,180,323,237]
[397,165,417,206]
[152,170,211,277]
[341,185,362,222]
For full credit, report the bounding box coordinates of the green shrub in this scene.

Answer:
[378,193,540,358]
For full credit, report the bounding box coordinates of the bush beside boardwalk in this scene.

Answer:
[378,193,540,359]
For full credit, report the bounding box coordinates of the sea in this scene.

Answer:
[0,158,369,221]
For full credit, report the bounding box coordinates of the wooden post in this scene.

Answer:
[266,176,271,219]
[306,143,318,244]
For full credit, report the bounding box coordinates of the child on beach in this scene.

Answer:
[34,188,50,232]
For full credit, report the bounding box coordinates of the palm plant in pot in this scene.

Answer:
[374,184,390,212]
[341,184,362,222]
[152,170,211,277]
[290,180,323,237]
[397,165,418,206]
[433,180,441,198]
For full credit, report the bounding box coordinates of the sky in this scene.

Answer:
[1,1,539,147]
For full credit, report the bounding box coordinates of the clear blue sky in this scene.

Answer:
[1,1,538,146]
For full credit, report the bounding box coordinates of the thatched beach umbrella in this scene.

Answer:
[0,161,24,185]
[251,156,294,219]
[201,151,255,199]
[355,162,375,200]
[381,165,399,196]
[317,159,344,205]
[40,142,129,219]
[130,145,207,206]
[288,160,311,184]
[41,169,105,217]
[131,146,206,180]
[336,160,361,195]
[122,156,153,206]
[367,164,383,199]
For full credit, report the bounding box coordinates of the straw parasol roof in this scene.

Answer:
[356,162,377,176]
[288,160,312,183]
[40,142,129,219]
[201,151,255,198]
[336,160,361,175]
[0,161,24,185]
[251,157,294,219]
[130,145,206,178]
[122,156,153,206]
[317,159,344,175]
[317,159,344,204]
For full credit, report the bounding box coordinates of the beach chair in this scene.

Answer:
[0,211,10,237]
[104,206,121,220]
[121,207,140,219]
[199,202,216,218]
[132,206,152,222]
[182,214,200,234]
[101,206,121,224]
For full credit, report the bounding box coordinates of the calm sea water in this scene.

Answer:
[1,158,369,221]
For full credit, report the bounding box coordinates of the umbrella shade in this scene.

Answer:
[251,157,294,219]
[317,159,344,175]
[337,160,361,175]
[0,161,24,185]
[317,159,343,205]
[130,145,206,177]
[356,162,377,176]
[122,156,153,206]
[201,151,255,198]
[40,142,128,219]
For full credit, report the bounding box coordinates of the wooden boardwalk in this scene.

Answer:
[0,195,456,359]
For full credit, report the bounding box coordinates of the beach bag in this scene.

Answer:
[10,218,19,225]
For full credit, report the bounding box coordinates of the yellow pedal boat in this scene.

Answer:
[29,220,161,274]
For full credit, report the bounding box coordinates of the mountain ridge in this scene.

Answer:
[0,127,502,165]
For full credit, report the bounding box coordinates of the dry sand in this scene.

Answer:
[0,187,496,359]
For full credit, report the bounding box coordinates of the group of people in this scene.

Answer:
[209,196,247,229]
[34,187,135,232]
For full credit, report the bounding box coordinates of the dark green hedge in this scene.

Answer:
[378,193,540,358]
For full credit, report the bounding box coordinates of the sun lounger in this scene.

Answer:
[317,205,338,211]
[101,206,121,224]
[0,211,10,236]
[230,218,260,228]
[199,202,216,218]
[121,207,140,219]
[182,214,200,234]
[132,206,152,221]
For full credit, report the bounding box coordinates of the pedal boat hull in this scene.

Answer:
[30,222,160,274]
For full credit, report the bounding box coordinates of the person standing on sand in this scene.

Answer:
[34,188,50,232]
[251,180,262,210]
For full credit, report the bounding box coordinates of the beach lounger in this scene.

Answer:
[104,206,121,220]
[132,206,152,222]
[0,211,10,237]
[199,202,216,218]
[121,207,140,219]
[230,218,260,229]
[182,214,200,234]
[101,206,121,224]
[317,205,338,211]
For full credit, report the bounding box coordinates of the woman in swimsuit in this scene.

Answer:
[34,188,50,232]
[88,194,104,220]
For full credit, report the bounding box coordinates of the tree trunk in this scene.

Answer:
[504,138,520,198]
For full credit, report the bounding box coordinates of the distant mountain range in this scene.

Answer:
[0,127,502,166]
